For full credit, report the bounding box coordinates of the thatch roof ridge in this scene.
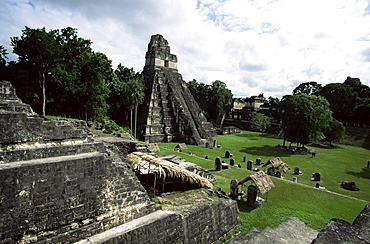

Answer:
[238,171,275,195]
[127,152,213,188]
[262,157,290,173]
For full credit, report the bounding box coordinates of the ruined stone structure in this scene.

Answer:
[0,81,239,243]
[138,34,216,145]
[231,203,370,243]
[224,94,280,133]
[0,80,35,115]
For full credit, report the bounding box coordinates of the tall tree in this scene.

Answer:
[209,80,233,127]
[187,79,212,118]
[293,81,322,95]
[268,96,280,105]
[344,76,370,124]
[187,79,232,127]
[323,119,346,146]
[249,112,271,135]
[0,45,8,65]
[279,94,333,147]
[76,51,114,120]
[11,27,59,116]
[112,65,145,138]
[317,83,357,121]
[10,26,114,121]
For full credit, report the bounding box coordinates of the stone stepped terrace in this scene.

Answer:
[139,34,216,145]
[230,217,318,244]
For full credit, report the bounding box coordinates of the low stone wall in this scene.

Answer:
[94,137,149,155]
[0,112,91,145]
[218,126,241,135]
[180,199,240,243]
[0,142,105,163]
[77,199,240,244]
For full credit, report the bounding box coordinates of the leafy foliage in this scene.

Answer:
[0,45,8,65]
[11,27,59,116]
[268,96,280,105]
[317,83,357,121]
[293,77,370,125]
[279,94,333,146]
[209,80,233,127]
[187,79,212,118]
[108,64,146,137]
[323,119,346,146]
[187,79,232,127]
[249,112,272,135]
[293,81,322,95]
[9,26,116,121]
[316,77,370,123]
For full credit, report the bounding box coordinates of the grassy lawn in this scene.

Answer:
[156,130,370,236]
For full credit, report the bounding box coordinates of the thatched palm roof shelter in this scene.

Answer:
[262,157,290,173]
[238,171,275,195]
[127,152,213,189]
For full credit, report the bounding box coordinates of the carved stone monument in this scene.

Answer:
[230,158,235,166]
[229,179,239,199]
[311,173,321,181]
[215,157,222,171]
[256,158,262,165]
[213,140,218,148]
[247,160,253,171]
[246,185,258,206]
[267,167,275,176]
[138,34,216,145]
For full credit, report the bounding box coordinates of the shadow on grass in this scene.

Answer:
[240,145,295,157]
[237,200,257,212]
[235,133,281,140]
[310,143,343,149]
[346,167,370,179]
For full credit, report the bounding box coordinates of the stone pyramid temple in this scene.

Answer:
[138,34,217,145]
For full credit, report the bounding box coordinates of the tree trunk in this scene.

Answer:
[219,112,226,128]
[42,71,46,117]
[134,105,138,140]
[130,109,133,138]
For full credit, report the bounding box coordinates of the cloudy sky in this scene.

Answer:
[1,0,370,98]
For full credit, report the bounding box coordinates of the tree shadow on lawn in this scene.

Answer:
[239,145,307,157]
[237,200,256,212]
[235,133,281,140]
[310,143,343,149]
[346,167,370,179]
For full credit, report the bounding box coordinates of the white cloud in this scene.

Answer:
[1,0,370,98]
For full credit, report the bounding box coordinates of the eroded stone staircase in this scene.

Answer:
[0,134,161,243]
[230,217,318,244]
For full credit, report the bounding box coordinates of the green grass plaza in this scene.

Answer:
[155,130,370,236]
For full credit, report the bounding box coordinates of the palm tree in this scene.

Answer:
[123,79,145,139]
[115,65,145,139]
